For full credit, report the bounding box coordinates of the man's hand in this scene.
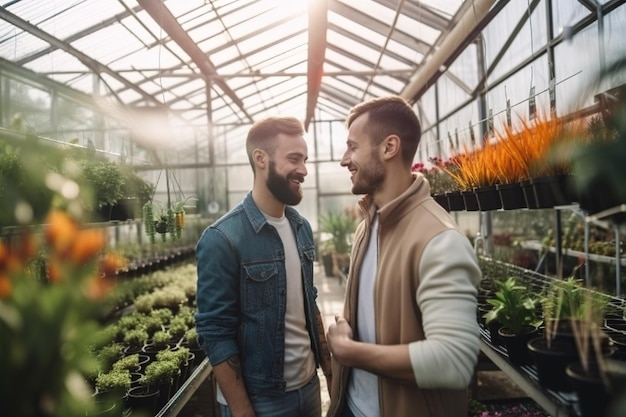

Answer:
[327,314,355,365]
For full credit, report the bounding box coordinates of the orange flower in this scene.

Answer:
[85,274,116,300]
[44,210,78,259]
[10,233,37,269]
[0,274,11,299]
[46,258,63,283]
[100,252,127,278]
[0,241,8,272]
[68,228,105,265]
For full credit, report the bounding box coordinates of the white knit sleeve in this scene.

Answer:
[409,229,481,389]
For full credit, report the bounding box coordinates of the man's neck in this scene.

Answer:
[251,187,285,218]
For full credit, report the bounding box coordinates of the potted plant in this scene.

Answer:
[123,328,149,354]
[95,369,131,398]
[319,208,360,278]
[110,166,154,221]
[111,353,140,373]
[484,276,542,366]
[564,289,612,417]
[138,359,180,410]
[78,158,126,221]
[527,276,610,392]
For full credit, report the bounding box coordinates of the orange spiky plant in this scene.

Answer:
[444,136,504,190]
[495,112,587,182]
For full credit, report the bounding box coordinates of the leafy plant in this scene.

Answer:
[152,330,172,347]
[123,328,149,348]
[112,353,140,372]
[319,209,360,255]
[484,277,542,334]
[139,359,179,385]
[0,209,125,417]
[78,158,125,210]
[541,276,609,347]
[95,369,131,393]
[184,328,199,349]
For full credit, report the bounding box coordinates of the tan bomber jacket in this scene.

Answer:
[327,173,481,417]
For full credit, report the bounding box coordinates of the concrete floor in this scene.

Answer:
[178,263,533,417]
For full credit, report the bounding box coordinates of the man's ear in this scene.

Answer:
[253,149,266,169]
[381,135,401,161]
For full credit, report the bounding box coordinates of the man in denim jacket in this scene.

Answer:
[195,116,331,417]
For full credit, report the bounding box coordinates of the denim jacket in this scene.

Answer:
[194,192,322,396]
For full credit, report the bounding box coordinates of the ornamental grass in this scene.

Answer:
[442,112,588,190]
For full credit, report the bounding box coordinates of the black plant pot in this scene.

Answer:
[527,337,578,392]
[446,191,465,211]
[475,185,502,211]
[521,179,538,209]
[566,362,611,417]
[497,182,527,210]
[532,175,576,209]
[498,326,538,366]
[462,190,479,211]
[432,193,450,211]
[126,385,160,416]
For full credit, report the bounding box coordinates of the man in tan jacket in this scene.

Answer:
[326,96,482,417]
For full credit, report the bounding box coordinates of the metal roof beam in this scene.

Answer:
[0,7,162,106]
[136,0,246,112]
[374,0,450,31]
[401,0,502,102]
[305,0,328,131]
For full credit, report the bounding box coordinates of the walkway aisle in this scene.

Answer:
[314,262,347,416]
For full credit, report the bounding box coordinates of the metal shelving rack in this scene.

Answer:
[478,258,626,417]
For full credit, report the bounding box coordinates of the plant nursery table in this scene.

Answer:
[155,357,213,417]
[479,334,575,417]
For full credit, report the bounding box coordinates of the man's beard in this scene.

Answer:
[267,161,303,206]
[351,154,385,195]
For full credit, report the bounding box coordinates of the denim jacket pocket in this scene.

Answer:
[242,262,278,313]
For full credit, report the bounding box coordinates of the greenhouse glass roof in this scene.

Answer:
[0,0,475,130]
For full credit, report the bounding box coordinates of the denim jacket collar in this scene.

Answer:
[242,191,304,233]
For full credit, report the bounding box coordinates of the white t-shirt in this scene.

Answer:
[347,215,380,417]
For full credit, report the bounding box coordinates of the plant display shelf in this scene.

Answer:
[479,330,576,417]
[155,357,213,417]
[521,240,626,267]
[478,258,626,417]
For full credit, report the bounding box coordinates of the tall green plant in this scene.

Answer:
[319,210,359,254]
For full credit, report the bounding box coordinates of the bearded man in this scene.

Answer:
[195,116,332,417]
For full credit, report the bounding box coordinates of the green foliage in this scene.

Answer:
[319,210,359,254]
[0,136,58,227]
[185,328,199,348]
[123,328,149,347]
[139,359,179,385]
[542,276,609,323]
[79,159,125,210]
[152,330,171,347]
[112,354,139,372]
[119,165,154,203]
[95,369,131,392]
[485,277,542,334]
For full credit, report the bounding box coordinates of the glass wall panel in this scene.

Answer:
[485,1,548,83]
[419,87,437,131]
[317,161,352,194]
[554,24,601,114]
[551,0,593,38]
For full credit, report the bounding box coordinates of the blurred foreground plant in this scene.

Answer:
[0,209,126,416]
